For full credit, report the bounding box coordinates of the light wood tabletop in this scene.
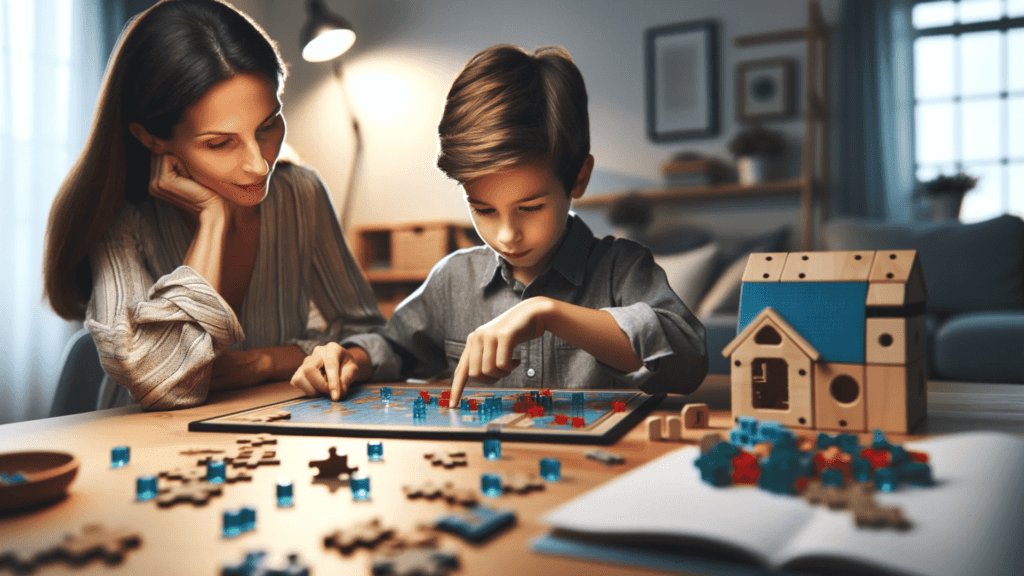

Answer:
[1,374,1022,575]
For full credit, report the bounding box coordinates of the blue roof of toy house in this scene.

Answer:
[737,282,868,364]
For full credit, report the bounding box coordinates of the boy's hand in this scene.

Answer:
[290,343,366,401]
[449,298,553,407]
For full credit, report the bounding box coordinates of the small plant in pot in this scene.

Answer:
[728,126,786,185]
[917,172,978,220]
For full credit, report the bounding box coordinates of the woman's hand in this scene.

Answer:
[290,343,371,401]
[148,153,225,215]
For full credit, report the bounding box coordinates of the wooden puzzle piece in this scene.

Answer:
[0,524,141,572]
[309,447,358,479]
[220,550,310,576]
[234,410,291,423]
[501,473,545,494]
[178,448,225,456]
[802,480,911,530]
[402,481,478,506]
[237,434,277,447]
[384,524,440,551]
[585,449,624,465]
[323,517,394,554]
[423,451,467,469]
[159,467,208,483]
[155,482,222,507]
[230,449,281,470]
[371,546,459,576]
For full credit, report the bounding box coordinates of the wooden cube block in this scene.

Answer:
[813,362,867,432]
[865,358,928,434]
[741,253,789,282]
[865,315,927,365]
[780,251,875,282]
[681,403,710,430]
[645,416,663,441]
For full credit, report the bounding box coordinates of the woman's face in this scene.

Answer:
[157,72,286,206]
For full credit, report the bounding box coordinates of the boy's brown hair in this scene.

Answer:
[436,44,590,196]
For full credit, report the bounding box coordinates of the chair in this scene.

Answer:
[50,328,107,417]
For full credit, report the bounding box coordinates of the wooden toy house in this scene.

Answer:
[722,251,928,433]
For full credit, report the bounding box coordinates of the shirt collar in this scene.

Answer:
[476,213,593,291]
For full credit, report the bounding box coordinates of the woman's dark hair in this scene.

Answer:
[44,0,286,320]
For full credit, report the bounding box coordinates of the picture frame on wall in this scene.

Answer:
[645,20,719,142]
[736,57,797,122]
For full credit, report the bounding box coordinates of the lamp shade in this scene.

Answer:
[300,0,356,62]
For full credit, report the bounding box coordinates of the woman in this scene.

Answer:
[43,0,384,410]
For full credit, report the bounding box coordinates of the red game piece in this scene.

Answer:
[860,448,891,469]
[512,402,527,413]
[909,451,929,464]
[571,417,585,428]
[794,476,809,493]
[419,390,430,402]
[611,401,626,412]
[539,389,552,396]
[553,414,569,425]
[468,399,478,411]
[440,390,450,399]
[527,406,544,418]
[731,451,760,485]
[439,399,449,408]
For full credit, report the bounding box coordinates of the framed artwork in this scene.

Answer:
[645,20,719,141]
[736,58,797,122]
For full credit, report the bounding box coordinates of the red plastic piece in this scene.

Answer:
[611,401,626,412]
[909,451,929,464]
[794,476,809,493]
[553,414,569,425]
[730,451,760,485]
[539,388,552,396]
[571,417,585,428]
[419,390,430,402]
[440,390,450,399]
[527,405,545,418]
[439,399,449,408]
[512,401,527,413]
[860,448,892,469]
[468,399,478,411]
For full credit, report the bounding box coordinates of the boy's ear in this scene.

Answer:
[570,154,595,200]
[128,122,169,154]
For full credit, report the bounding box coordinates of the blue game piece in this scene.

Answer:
[460,399,471,413]
[851,457,873,483]
[207,459,226,484]
[540,458,561,481]
[483,438,501,461]
[875,467,899,492]
[413,397,427,420]
[351,473,371,501]
[837,433,860,454]
[872,429,894,450]
[758,448,801,494]
[429,396,438,406]
[111,445,130,468]
[240,505,256,532]
[820,468,845,487]
[367,441,384,461]
[223,508,243,538]
[221,550,311,576]
[379,386,392,402]
[571,392,584,405]
[898,462,933,486]
[540,395,552,411]
[276,477,294,507]
[435,504,516,543]
[136,475,158,501]
[530,390,540,404]
[480,473,502,497]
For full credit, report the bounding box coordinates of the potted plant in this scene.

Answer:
[917,173,978,220]
[728,126,786,185]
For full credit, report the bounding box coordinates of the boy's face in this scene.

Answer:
[463,157,592,286]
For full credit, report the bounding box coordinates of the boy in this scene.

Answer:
[291,44,707,406]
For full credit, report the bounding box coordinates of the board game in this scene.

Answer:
[189,384,663,444]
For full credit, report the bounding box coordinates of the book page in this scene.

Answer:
[543,446,815,566]
[777,431,1024,576]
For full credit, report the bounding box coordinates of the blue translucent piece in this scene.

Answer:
[351,473,371,500]
[540,458,561,481]
[851,457,873,483]
[367,441,383,461]
[875,467,899,492]
[460,399,471,413]
[240,506,256,532]
[435,505,515,543]
[530,391,540,404]
[110,445,130,468]
[821,468,845,487]
[898,462,933,486]
[223,509,242,538]
[429,396,438,406]
[483,438,501,460]
[872,429,894,450]
[540,395,552,411]
[135,475,158,501]
[276,477,294,507]
[412,397,427,420]
[571,392,585,405]
[206,459,226,484]
[379,386,392,402]
[481,473,502,497]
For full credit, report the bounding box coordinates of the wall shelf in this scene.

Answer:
[575,178,806,208]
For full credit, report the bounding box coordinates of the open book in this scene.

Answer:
[536,432,1024,576]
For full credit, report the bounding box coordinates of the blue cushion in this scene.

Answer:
[933,311,1024,383]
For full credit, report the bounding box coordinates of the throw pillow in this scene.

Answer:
[653,242,721,309]
[694,226,792,318]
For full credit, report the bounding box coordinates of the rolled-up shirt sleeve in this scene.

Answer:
[85,210,244,410]
[600,247,708,395]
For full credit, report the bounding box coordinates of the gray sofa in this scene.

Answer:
[700,215,1024,384]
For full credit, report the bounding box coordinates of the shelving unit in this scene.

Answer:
[576,1,831,251]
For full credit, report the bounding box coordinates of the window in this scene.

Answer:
[912,0,1024,222]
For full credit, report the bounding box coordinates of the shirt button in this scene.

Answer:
[526,368,536,377]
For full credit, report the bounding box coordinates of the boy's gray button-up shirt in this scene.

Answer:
[343,215,708,395]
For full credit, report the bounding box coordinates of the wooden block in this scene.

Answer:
[867,250,918,283]
[866,283,910,307]
[645,416,663,441]
[741,253,788,282]
[813,362,867,432]
[681,403,710,429]
[865,315,927,365]
[780,251,875,282]
[867,250,927,306]
[665,416,682,441]
[865,358,928,434]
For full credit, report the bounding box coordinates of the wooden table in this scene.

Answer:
[1,375,1022,575]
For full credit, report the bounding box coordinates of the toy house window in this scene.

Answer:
[911,0,1024,222]
[751,358,789,410]
[754,325,783,345]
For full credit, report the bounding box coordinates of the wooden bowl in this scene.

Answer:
[0,451,80,513]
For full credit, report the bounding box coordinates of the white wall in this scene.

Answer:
[257,0,840,242]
